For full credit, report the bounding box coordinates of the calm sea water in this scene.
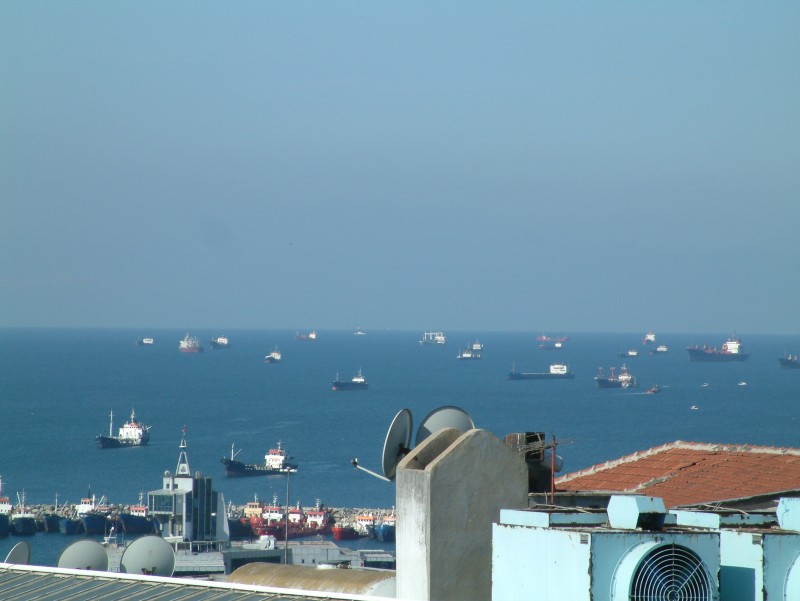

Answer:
[1,328,798,565]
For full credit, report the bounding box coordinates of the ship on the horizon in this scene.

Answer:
[778,354,800,369]
[332,369,369,391]
[420,331,447,345]
[221,441,298,477]
[686,335,749,362]
[595,365,637,389]
[179,333,204,353]
[457,344,481,360]
[96,409,151,448]
[209,335,230,350]
[296,330,317,341]
[508,363,575,380]
[643,331,656,345]
[136,337,154,346]
[538,335,568,350]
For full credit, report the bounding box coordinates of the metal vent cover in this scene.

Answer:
[628,543,715,601]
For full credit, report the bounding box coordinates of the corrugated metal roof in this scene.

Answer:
[0,565,395,601]
[555,440,800,508]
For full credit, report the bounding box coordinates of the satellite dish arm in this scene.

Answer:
[351,458,391,482]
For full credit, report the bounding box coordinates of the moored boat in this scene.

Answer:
[96,409,151,448]
[686,335,749,362]
[209,335,230,350]
[118,492,157,534]
[179,333,204,353]
[0,477,13,537]
[778,354,800,369]
[221,441,298,477]
[332,523,367,541]
[332,369,369,391]
[375,513,396,542]
[508,363,575,380]
[10,491,37,536]
[595,365,637,389]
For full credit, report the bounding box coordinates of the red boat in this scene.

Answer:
[249,498,332,540]
[332,524,366,541]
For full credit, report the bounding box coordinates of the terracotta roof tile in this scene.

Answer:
[555,441,800,507]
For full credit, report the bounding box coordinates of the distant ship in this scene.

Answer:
[595,365,637,389]
[420,331,447,345]
[221,441,298,477]
[332,369,369,391]
[354,328,367,336]
[209,335,230,350]
[652,344,669,354]
[264,347,282,363]
[778,354,799,369]
[686,336,749,362]
[457,344,481,360]
[643,331,656,345]
[136,337,154,346]
[179,333,204,353]
[538,335,568,350]
[472,340,484,351]
[296,330,317,341]
[617,349,639,358]
[508,363,575,380]
[96,409,151,448]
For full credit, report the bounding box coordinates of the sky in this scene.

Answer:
[1,2,798,334]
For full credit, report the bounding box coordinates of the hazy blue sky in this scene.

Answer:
[2,2,798,334]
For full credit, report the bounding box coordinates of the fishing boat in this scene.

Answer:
[118,491,157,534]
[332,369,369,391]
[420,331,446,345]
[686,335,749,362]
[595,365,637,389]
[375,513,396,542]
[96,409,151,448]
[778,354,800,369]
[179,333,204,353]
[209,335,230,350]
[264,347,282,363]
[221,441,298,477]
[508,363,575,380]
[10,491,37,536]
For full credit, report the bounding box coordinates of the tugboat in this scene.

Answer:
[420,331,447,345]
[209,335,230,350]
[332,369,369,391]
[264,347,282,363]
[778,354,800,369]
[179,333,204,353]
[686,335,749,362]
[595,365,638,389]
[221,441,298,477]
[508,363,575,380]
[96,409,151,448]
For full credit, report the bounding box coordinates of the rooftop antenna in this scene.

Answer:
[175,425,190,476]
[57,540,109,571]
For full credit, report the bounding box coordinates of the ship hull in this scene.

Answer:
[221,458,296,478]
[0,514,9,537]
[209,341,230,350]
[595,379,623,389]
[509,372,575,380]
[686,348,749,362]
[179,347,204,353]
[332,526,366,541]
[228,517,253,539]
[80,513,108,535]
[118,513,157,534]
[96,433,150,448]
[778,357,800,369]
[331,382,368,391]
[42,514,61,533]
[10,516,37,536]
[59,517,85,535]
[375,523,395,542]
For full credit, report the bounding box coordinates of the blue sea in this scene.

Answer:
[1,328,798,565]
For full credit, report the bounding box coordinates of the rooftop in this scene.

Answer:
[555,440,800,508]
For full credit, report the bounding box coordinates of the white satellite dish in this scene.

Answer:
[57,539,109,571]
[4,541,31,564]
[352,408,412,481]
[119,535,175,577]
[415,405,474,446]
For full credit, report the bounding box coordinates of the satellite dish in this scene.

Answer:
[57,539,109,571]
[119,535,175,577]
[415,405,474,446]
[4,541,31,564]
[352,408,412,482]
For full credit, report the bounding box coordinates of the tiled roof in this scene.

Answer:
[554,441,800,508]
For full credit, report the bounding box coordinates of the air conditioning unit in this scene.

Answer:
[492,495,720,601]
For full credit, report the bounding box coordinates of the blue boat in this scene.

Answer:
[59,517,85,535]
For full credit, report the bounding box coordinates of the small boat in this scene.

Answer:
[96,409,151,448]
[420,331,447,345]
[508,363,575,380]
[738,381,747,387]
[538,335,568,350]
[645,385,661,394]
[652,345,669,354]
[264,347,282,363]
[472,340,484,351]
[296,330,317,341]
[332,369,369,391]
[778,354,800,369]
[457,345,481,360]
[354,328,367,336]
[690,405,699,410]
[209,335,230,350]
[686,335,749,362]
[618,349,639,358]
[375,513,396,542]
[595,365,637,389]
[179,333,204,353]
[221,441,298,477]
[643,331,656,345]
[136,337,154,346]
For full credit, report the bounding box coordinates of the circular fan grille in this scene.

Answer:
[629,544,714,601]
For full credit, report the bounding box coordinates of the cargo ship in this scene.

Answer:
[508,363,575,380]
[96,409,151,448]
[778,354,799,369]
[179,333,204,353]
[595,365,637,389]
[457,344,481,360]
[420,331,446,345]
[686,336,749,362]
[332,369,369,391]
[209,335,230,350]
[221,441,298,477]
